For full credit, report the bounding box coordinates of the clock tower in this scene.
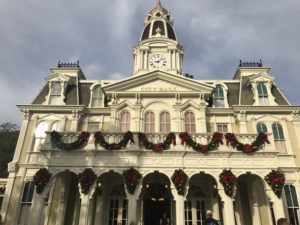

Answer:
[133,1,184,76]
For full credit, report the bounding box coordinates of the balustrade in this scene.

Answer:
[41,132,276,153]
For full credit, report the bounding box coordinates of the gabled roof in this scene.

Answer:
[103,70,214,94]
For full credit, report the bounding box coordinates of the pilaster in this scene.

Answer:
[78,183,96,225]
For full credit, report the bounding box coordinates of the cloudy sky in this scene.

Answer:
[0,0,299,125]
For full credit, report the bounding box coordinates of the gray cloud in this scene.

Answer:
[0,0,299,124]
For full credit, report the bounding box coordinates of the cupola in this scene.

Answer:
[140,0,176,41]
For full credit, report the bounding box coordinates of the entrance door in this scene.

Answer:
[143,183,171,225]
[144,197,170,225]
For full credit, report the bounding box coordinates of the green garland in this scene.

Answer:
[219,169,236,197]
[138,132,176,152]
[225,132,270,153]
[51,131,90,151]
[265,170,285,198]
[94,131,134,150]
[122,167,142,194]
[179,132,223,153]
[33,168,52,194]
[171,169,188,195]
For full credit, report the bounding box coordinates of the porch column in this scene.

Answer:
[171,187,185,225]
[78,183,96,225]
[219,190,235,225]
[267,189,285,220]
[126,183,142,225]
[27,186,50,225]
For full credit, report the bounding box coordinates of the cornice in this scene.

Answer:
[232,105,300,112]
[206,108,235,115]
[18,104,86,113]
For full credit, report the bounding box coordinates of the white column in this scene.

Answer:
[267,189,285,220]
[171,188,185,225]
[127,195,138,224]
[219,190,235,225]
[126,183,142,225]
[70,110,80,131]
[27,187,49,225]
[78,184,96,225]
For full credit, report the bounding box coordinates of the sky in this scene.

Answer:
[0,0,299,125]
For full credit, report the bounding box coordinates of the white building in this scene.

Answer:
[1,2,300,225]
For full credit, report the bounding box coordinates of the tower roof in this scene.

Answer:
[140,1,177,41]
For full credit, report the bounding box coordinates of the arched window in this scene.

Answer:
[91,86,103,107]
[272,122,286,153]
[144,111,155,133]
[213,85,225,107]
[160,111,170,133]
[34,122,48,151]
[120,111,131,132]
[257,83,269,106]
[185,111,196,133]
[272,123,284,140]
[49,82,62,105]
[51,121,62,132]
[256,122,268,133]
[17,181,35,225]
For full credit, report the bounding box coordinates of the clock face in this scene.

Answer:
[149,54,167,70]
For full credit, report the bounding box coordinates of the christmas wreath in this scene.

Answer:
[33,168,52,194]
[265,170,285,198]
[78,168,97,195]
[171,169,188,195]
[219,169,236,197]
[122,167,142,194]
[138,132,176,152]
[94,131,134,150]
[179,132,223,153]
[51,131,90,151]
[225,132,269,153]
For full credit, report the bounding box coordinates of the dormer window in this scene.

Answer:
[49,82,62,105]
[91,86,103,107]
[257,83,269,106]
[213,85,225,107]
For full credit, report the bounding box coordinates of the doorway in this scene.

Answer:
[141,173,173,225]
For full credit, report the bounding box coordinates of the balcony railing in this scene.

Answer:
[40,132,276,153]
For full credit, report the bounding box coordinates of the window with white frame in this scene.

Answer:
[184,199,206,225]
[33,122,48,151]
[217,124,228,133]
[213,85,225,107]
[185,111,196,133]
[284,185,299,225]
[160,111,170,133]
[272,122,287,154]
[49,82,62,105]
[88,122,100,132]
[17,181,35,225]
[91,86,103,107]
[144,111,155,133]
[120,111,131,132]
[256,122,268,133]
[0,185,5,210]
[108,186,128,225]
[257,83,269,106]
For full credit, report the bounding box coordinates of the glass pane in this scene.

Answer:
[285,186,293,207]
[49,96,60,105]
[257,123,267,133]
[51,83,61,95]
[291,186,299,207]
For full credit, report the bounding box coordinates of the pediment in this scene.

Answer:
[248,73,275,83]
[103,71,214,94]
[46,73,72,82]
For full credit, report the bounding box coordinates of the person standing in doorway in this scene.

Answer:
[160,212,170,225]
[203,210,219,225]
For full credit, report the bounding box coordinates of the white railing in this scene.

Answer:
[41,132,276,153]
